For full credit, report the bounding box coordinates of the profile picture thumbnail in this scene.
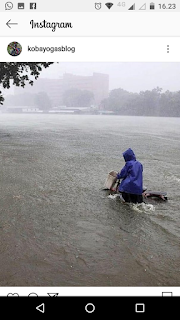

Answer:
[7,41,22,56]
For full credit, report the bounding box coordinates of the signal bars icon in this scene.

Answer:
[139,3,146,10]
[128,3,135,10]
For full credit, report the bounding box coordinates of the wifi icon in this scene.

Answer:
[105,2,114,9]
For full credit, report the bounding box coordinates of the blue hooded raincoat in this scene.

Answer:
[116,148,143,195]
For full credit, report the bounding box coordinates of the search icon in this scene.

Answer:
[85,303,95,313]
[5,2,13,10]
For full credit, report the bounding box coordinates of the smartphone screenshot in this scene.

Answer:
[0,0,180,315]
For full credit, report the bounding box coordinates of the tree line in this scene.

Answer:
[3,92,52,111]
[1,64,180,116]
[101,87,180,117]
[0,63,94,110]
[3,89,94,110]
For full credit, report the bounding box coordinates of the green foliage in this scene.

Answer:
[0,62,54,105]
[0,91,4,105]
[103,86,180,117]
[63,88,94,108]
[4,93,36,107]
[34,92,52,111]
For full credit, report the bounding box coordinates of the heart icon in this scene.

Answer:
[7,293,19,297]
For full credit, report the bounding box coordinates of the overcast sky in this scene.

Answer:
[37,62,180,93]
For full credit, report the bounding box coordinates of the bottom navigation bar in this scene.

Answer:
[1,296,179,316]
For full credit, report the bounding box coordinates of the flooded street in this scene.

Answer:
[0,114,179,286]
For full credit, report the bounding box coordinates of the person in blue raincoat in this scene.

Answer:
[111,148,143,203]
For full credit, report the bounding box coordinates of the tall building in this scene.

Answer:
[14,72,109,107]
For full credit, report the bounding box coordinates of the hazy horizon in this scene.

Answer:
[37,62,180,93]
[2,62,180,96]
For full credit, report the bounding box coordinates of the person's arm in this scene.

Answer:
[116,164,128,180]
[110,165,128,191]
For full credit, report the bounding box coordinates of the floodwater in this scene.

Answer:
[0,114,179,286]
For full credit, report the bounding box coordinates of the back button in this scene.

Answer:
[36,303,45,313]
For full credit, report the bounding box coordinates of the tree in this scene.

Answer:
[103,88,135,114]
[34,92,52,111]
[101,87,165,116]
[63,89,94,108]
[0,63,54,105]
[139,87,162,116]
[160,90,180,117]
[76,90,94,108]
[3,93,37,107]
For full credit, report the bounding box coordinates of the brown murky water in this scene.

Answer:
[0,114,179,286]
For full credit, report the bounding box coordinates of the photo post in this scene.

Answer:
[0,0,180,314]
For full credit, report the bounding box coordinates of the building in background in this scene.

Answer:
[14,72,109,107]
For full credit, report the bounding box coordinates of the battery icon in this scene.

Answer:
[150,2,155,9]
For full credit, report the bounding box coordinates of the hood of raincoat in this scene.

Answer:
[123,148,136,162]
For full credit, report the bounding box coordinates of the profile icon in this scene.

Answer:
[7,41,22,56]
